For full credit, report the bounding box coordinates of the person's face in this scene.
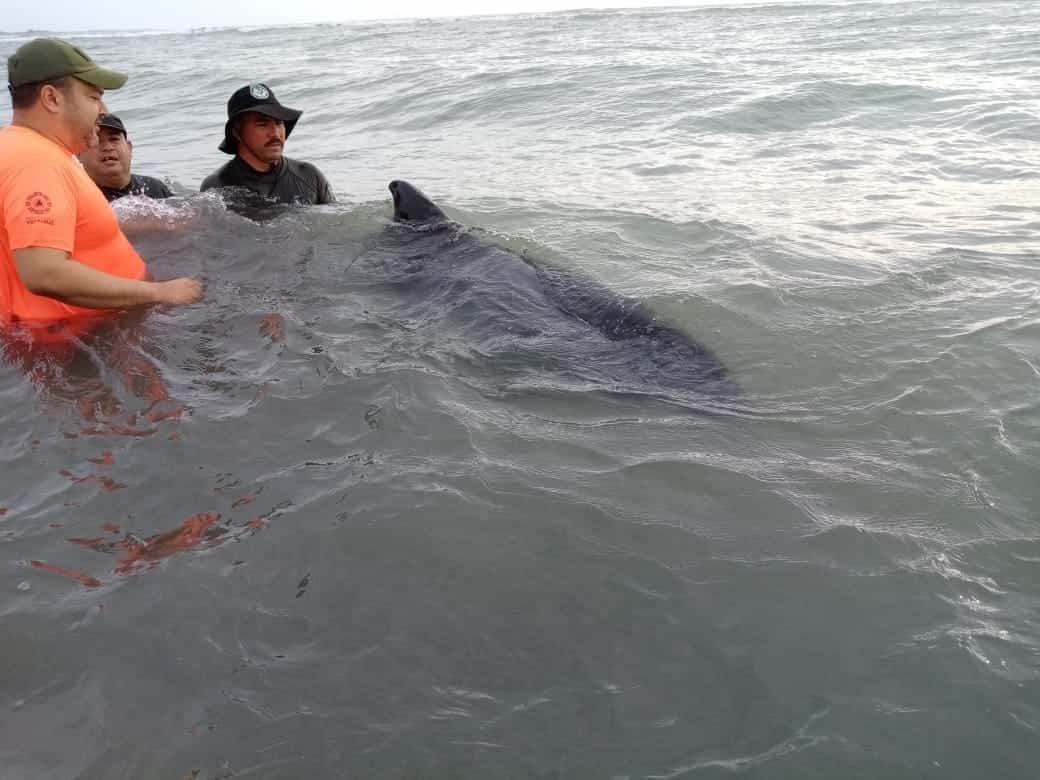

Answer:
[79,126,132,187]
[235,112,286,167]
[57,78,108,153]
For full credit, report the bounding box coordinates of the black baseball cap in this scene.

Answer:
[8,37,126,90]
[219,82,302,154]
[97,113,127,136]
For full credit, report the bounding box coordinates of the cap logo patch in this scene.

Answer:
[249,83,271,100]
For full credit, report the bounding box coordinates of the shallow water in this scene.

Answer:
[1,2,1039,778]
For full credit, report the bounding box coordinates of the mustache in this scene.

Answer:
[265,140,284,147]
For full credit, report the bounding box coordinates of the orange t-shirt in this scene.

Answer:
[0,124,146,323]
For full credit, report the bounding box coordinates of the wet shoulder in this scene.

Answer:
[283,157,334,203]
[200,160,237,191]
[285,158,325,179]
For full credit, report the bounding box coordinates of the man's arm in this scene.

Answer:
[309,165,336,205]
[14,247,202,308]
[318,172,336,205]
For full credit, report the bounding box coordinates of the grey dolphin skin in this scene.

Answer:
[384,180,737,397]
[389,179,447,222]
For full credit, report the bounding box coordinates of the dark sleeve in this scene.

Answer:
[155,179,174,199]
[317,171,336,204]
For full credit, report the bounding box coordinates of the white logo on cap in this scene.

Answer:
[249,83,271,100]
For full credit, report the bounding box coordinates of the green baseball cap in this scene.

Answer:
[7,37,127,90]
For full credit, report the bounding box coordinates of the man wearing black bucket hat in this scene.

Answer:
[200,82,335,205]
[79,113,173,202]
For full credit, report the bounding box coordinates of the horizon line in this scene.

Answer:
[0,0,901,36]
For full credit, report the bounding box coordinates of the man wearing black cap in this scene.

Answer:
[200,83,335,205]
[78,113,173,202]
[1,37,201,328]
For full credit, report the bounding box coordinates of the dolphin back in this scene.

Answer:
[382,180,737,395]
[534,264,736,391]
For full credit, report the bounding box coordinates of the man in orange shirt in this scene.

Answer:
[1,38,201,328]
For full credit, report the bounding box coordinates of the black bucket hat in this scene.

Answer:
[219,82,302,154]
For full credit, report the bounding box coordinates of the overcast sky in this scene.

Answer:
[3,1,789,33]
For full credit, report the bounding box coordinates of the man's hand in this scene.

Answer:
[152,278,203,305]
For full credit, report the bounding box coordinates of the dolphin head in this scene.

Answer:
[389,180,448,223]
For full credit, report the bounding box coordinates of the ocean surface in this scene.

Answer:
[2,2,1039,777]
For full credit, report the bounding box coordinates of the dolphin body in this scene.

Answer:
[368,180,737,397]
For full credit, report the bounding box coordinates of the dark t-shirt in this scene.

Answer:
[200,156,336,205]
[100,173,173,202]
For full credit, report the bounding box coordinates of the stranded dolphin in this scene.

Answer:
[368,179,738,397]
